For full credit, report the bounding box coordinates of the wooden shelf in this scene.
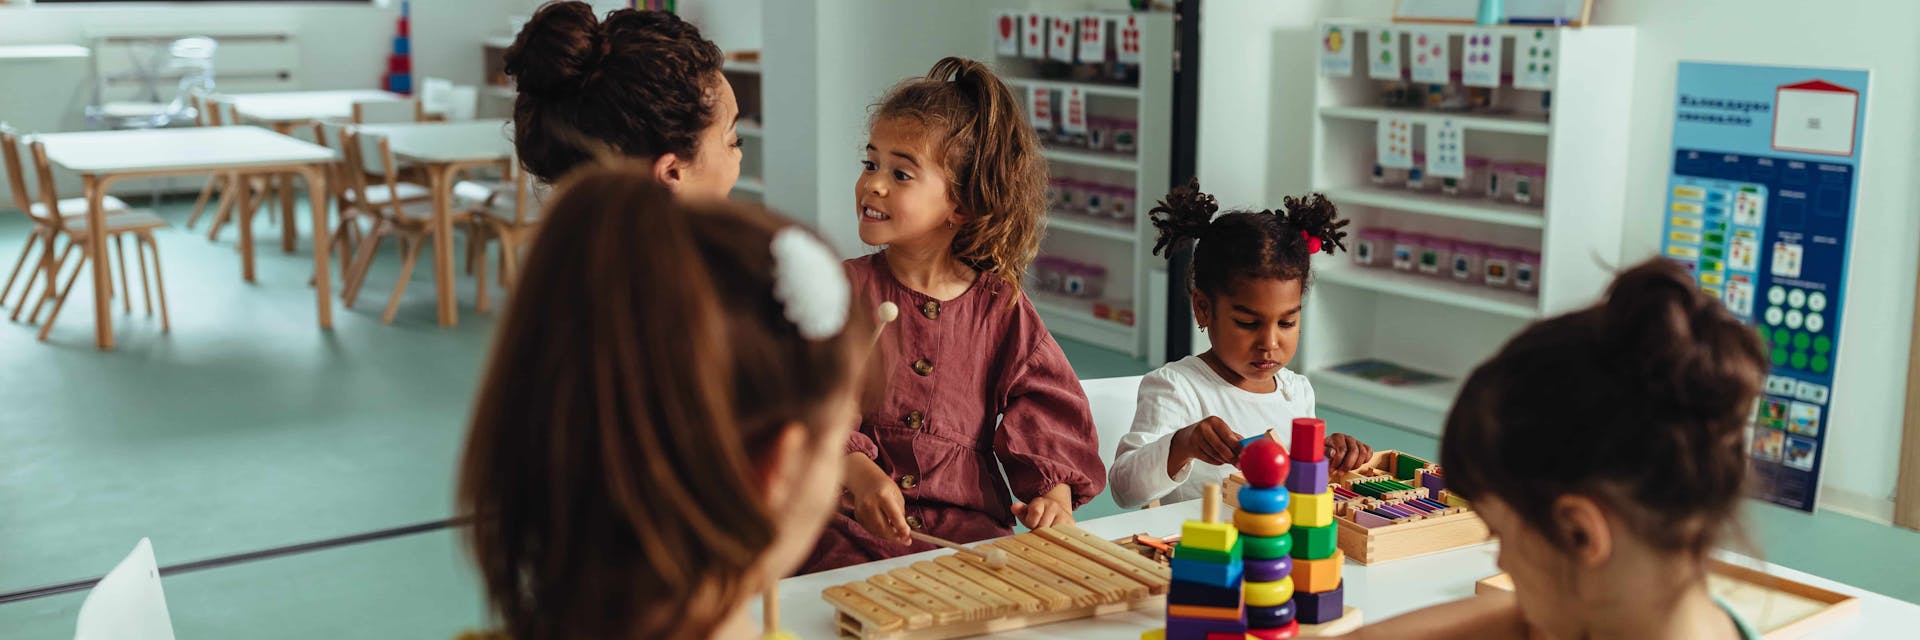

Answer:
[1003,77,1141,100]
[1042,147,1138,171]
[1327,186,1546,229]
[733,177,765,194]
[1030,292,1137,353]
[1319,106,1550,136]
[1315,263,1541,319]
[1310,366,1461,436]
[1047,214,1136,243]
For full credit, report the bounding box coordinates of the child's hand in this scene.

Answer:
[1326,433,1374,472]
[1171,416,1244,476]
[1012,484,1075,530]
[843,454,911,545]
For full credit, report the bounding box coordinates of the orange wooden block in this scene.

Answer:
[1292,549,1344,593]
[1168,603,1244,621]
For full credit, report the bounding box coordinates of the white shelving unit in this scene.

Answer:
[1300,21,1637,435]
[724,58,766,201]
[992,13,1174,359]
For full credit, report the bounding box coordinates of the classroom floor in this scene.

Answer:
[1,198,1917,638]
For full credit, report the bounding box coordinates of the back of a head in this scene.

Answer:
[1441,257,1767,556]
[457,166,871,639]
[505,1,723,182]
[873,57,1047,297]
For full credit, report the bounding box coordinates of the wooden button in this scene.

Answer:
[906,515,924,530]
[898,474,918,490]
[912,358,933,376]
[920,300,941,319]
[906,410,925,429]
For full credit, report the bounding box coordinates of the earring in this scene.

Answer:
[946,220,956,230]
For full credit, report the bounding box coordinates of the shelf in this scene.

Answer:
[1046,214,1136,243]
[1310,366,1461,436]
[733,177,765,194]
[1041,148,1138,171]
[1002,77,1141,100]
[1030,292,1138,355]
[723,61,762,75]
[737,122,764,137]
[1319,106,1550,136]
[1315,263,1540,319]
[1326,186,1545,229]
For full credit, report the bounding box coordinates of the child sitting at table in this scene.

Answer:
[1108,180,1374,510]
[456,166,874,639]
[802,57,1106,573]
[1342,258,1767,640]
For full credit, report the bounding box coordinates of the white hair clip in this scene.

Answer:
[770,227,850,340]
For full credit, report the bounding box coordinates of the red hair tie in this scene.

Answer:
[1302,230,1322,255]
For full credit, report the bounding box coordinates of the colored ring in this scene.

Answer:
[1238,486,1290,514]
[1244,533,1294,559]
[1245,556,1294,582]
[1234,509,1292,537]
[1244,577,1296,607]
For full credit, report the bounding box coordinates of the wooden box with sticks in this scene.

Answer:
[1226,449,1488,564]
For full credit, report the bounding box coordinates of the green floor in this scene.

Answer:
[1,198,1916,638]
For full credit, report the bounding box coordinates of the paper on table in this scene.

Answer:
[74,538,175,640]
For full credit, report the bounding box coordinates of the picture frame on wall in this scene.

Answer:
[1393,0,1594,26]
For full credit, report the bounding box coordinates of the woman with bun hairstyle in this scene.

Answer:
[1344,258,1768,640]
[505,1,741,196]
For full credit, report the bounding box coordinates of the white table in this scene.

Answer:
[37,126,338,349]
[355,120,513,327]
[764,500,1920,638]
[228,90,404,253]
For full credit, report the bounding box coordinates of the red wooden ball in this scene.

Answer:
[1240,437,1290,488]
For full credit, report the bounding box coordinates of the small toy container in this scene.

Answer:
[1391,232,1420,272]
[1485,162,1515,201]
[1031,257,1066,293]
[1354,228,1392,268]
[1083,182,1108,216]
[1111,118,1139,153]
[1513,251,1540,293]
[1061,262,1106,299]
[1046,178,1070,211]
[1510,163,1547,207]
[1483,248,1517,289]
[1416,234,1450,276]
[1085,117,1112,151]
[1446,156,1489,197]
[1057,179,1085,213]
[1105,186,1134,222]
[1372,150,1410,187]
[1407,152,1429,192]
[1449,241,1484,282]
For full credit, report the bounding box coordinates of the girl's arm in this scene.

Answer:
[994,336,1106,514]
[1109,372,1212,509]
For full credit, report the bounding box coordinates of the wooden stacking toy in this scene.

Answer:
[1237,437,1299,640]
[1152,482,1248,640]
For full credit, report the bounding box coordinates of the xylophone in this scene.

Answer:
[822,524,1172,639]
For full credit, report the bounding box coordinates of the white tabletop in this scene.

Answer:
[228,90,405,124]
[0,45,91,61]
[37,126,336,174]
[357,120,513,164]
[762,500,1920,638]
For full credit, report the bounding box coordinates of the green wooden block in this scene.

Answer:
[1289,523,1338,560]
[1243,533,1293,560]
[1173,536,1244,565]
[1395,453,1433,481]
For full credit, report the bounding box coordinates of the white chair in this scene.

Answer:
[0,124,151,329]
[16,137,172,340]
[86,37,216,131]
[418,77,455,120]
[1082,375,1148,514]
[444,86,480,122]
[196,96,278,243]
[457,152,540,312]
[338,126,474,324]
[351,98,423,125]
[74,538,175,640]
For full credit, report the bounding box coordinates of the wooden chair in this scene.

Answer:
[338,126,473,324]
[456,152,540,312]
[19,138,171,340]
[1,124,140,322]
[183,90,221,229]
[198,96,278,243]
[318,121,430,286]
[350,98,424,125]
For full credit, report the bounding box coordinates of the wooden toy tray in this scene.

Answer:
[1475,559,1861,639]
[1226,450,1489,564]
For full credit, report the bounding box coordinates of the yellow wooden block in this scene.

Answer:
[1182,520,1239,553]
[1233,509,1291,537]
[1293,549,1344,593]
[1244,576,1295,607]
[1445,492,1470,508]
[1289,491,1334,528]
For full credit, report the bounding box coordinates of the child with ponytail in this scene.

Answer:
[1346,258,1768,640]
[805,57,1105,572]
[1109,179,1376,509]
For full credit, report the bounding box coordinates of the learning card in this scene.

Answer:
[1426,119,1465,178]
[1368,29,1402,80]
[1028,86,1054,133]
[1023,13,1046,59]
[1513,28,1557,90]
[1049,15,1076,63]
[1410,30,1450,84]
[1377,118,1413,169]
[994,11,1021,57]
[1320,25,1352,77]
[1462,30,1501,88]
[1062,87,1088,135]
[1118,15,1142,65]
[1079,15,1108,64]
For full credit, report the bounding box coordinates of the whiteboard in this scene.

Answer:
[1393,0,1592,25]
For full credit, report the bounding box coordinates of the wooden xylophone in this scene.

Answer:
[822,524,1172,639]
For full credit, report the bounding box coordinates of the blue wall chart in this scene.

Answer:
[1660,62,1869,512]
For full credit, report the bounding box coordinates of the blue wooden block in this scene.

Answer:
[1286,458,1328,494]
[1167,581,1244,609]
[1293,581,1345,624]
[1237,485,1290,514]
[1170,557,1243,589]
[1245,555,1293,582]
[1166,615,1247,640]
[1247,602,1297,629]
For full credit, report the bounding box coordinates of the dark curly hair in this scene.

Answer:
[506,1,725,181]
[1149,178,1349,296]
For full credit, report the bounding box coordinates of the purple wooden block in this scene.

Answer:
[1352,510,1395,528]
[1421,471,1446,494]
[1286,459,1328,494]
[1167,615,1248,640]
[1245,556,1294,582]
[1293,582,1345,624]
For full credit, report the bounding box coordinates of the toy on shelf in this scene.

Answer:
[1348,226,1541,295]
[383,1,414,94]
[823,525,1171,640]
[1228,447,1487,565]
[1031,257,1107,299]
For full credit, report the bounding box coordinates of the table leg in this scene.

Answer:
[280,172,297,253]
[240,180,257,283]
[84,176,113,350]
[305,165,333,330]
[431,163,457,327]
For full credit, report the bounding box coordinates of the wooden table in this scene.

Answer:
[36,126,337,350]
[763,500,1920,638]
[355,120,512,327]
[228,90,404,253]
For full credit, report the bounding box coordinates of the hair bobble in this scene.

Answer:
[769,227,850,340]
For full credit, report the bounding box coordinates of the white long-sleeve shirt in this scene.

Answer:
[1108,355,1316,509]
